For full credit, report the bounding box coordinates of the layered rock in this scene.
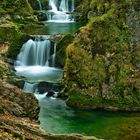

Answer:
[0,80,101,140]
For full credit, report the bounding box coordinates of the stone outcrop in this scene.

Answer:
[63,0,140,111]
[0,80,39,119]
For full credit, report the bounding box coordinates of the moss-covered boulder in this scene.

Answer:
[63,0,140,111]
[55,34,74,67]
[0,0,32,16]
[0,0,41,59]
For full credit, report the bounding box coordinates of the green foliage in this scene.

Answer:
[0,0,32,16]
[67,90,102,109]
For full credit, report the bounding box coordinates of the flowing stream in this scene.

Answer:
[14,1,140,140]
[47,0,74,23]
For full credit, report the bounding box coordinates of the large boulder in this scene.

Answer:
[0,80,39,120]
[63,0,140,111]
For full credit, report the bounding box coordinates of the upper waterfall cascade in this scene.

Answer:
[47,0,75,23]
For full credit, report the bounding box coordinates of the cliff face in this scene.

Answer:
[64,0,140,111]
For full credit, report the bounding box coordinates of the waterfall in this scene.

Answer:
[15,36,63,89]
[59,0,69,12]
[71,0,75,12]
[23,82,38,93]
[49,0,58,12]
[15,36,51,66]
[52,43,57,67]
[37,0,42,10]
[47,0,75,23]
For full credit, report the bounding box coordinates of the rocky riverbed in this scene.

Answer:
[0,44,101,140]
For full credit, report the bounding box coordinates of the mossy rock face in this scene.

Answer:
[0,0,40,59]
[55,34,74,68]
[0,0,32,16]
[63,0,140,111]
[75,0,91,22]
[0,25,29,59]
[0,27,17,58]
[0,0,40,25]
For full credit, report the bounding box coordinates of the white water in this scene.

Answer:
[15,37,51,66]
[49,0,58,12]
[47,0,74,23]
[15,36,63,92]
[23,82,38,93]
[59,0,69,12]
[52,43,56,67]
[15,66,63,83]
[71,0,75,12]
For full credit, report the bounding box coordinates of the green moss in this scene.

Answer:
[75,0,91,22]
[0,25,25,59]
[56,34,74,67]
[0,0,32,16]
[0,104,4,113]
[67,90,102,109]
[63,0,140,111]
[0,0,39,59]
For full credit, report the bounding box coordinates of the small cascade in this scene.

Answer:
[49,0,58,12]
[47,0,75,23]
[15,36,63,92]
[52,42,57,67]
[37,0,42,10]
[59,0,69,12]
[23,82,38,93]
[71,0,75,12]
[15,36,51,66]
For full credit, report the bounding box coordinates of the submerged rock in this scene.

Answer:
[47,90,55,97]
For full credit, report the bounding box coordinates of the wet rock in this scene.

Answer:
[38,82,52,94]
[38,82,61,94]
[37,11,48,21]
[0,81,39,120]
[47,90,55,97]
[7,77,25,89]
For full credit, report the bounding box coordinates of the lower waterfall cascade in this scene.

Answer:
[15,36,63,93]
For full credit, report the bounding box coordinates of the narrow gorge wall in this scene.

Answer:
[64,0,140,111]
